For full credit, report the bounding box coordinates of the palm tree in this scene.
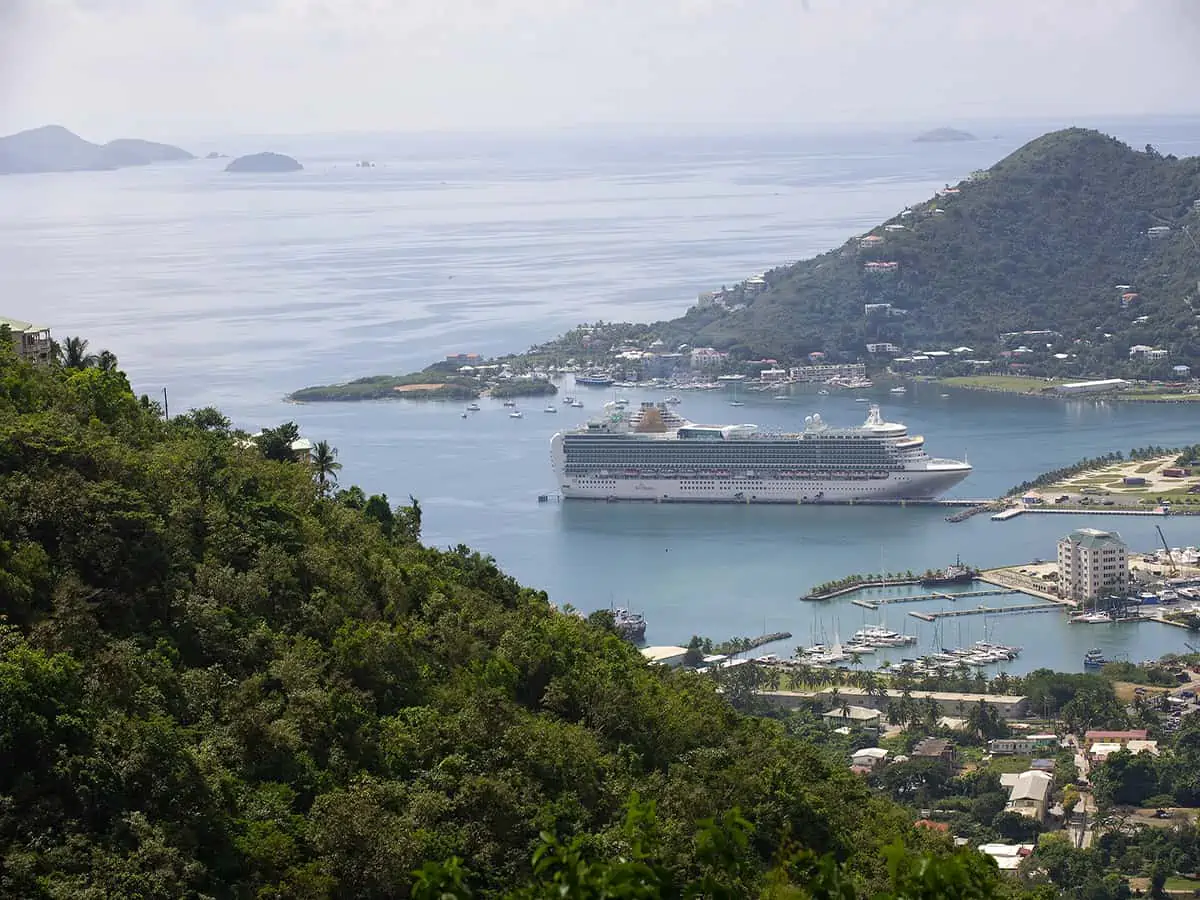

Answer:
[61,336,96,370]
[96,350,119,372]
[312,440,342,490]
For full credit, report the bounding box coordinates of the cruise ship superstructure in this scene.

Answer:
[550,402,971,503]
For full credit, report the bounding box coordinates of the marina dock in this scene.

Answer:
[850,588,1019,610]
[908,602,1064,622]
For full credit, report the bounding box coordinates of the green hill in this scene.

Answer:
[0,346,1018,896]
[658,129,1200,377]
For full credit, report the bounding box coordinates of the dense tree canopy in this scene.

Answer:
[0,345,1022,897]
[636,130,1200,375]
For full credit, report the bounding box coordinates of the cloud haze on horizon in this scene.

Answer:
[2,0,1199,140]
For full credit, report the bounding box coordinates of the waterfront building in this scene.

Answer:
[789,363,868,382]
[1051,378,1129,395]
[640,646,687,667]
[1057,528,1129,602]
[0,317,53,364]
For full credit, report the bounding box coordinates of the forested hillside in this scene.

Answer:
[663,129,1200,373]
[0,346,1016,897]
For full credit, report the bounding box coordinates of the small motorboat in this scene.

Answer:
[502,399,517,407]
[509,410,523,418]
[543,405,557,413]
[466,402,481,411]
[570,400,584,408]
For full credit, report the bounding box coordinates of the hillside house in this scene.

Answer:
[859,235,885,249]
[1005,771,1053,821]
[822,705,881,731]
[1174,365,1191,377]
[1128,344,1154,357]
[1083,729,1147,745]
[912,738,955,763]
[0,317,53,364]
[850,747,888,770]
[744,274,767,296]
[1147,225,1172,238]
[863,261,899,274]
[979,844,1034,872]
[866,342,900,354]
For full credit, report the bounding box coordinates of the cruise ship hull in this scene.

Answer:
[553,470,970,502]
[550,403,971,504]
[551,439,970,503]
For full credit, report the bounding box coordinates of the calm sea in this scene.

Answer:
[7,117,1200,671]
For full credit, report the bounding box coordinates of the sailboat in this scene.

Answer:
[729,381,745,407]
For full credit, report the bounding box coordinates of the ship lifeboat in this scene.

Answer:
[623,469,639,476]
[681,470,697,477]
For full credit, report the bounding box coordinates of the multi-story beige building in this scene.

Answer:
[1057,528,1129,602]
[0,317,53,364]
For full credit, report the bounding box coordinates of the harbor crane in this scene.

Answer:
[1157,525,1180,577]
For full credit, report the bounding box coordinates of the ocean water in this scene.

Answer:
[6,117,1200,671]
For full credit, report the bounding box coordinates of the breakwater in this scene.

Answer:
[802,578,919,601]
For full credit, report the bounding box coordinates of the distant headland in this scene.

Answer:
[0,125,193,175]
[225,152,303,173]
[913,127,977,143]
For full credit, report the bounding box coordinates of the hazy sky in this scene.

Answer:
[2,0,1198,140]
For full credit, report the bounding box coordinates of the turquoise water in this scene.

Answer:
[7,119,1200,671]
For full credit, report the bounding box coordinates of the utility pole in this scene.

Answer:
[162,387,169,420]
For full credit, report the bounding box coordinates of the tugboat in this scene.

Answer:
[612,608,647,644]
[920,555,978,587]
[1083,648,1107,668]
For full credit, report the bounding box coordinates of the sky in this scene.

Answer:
[1,0,1199,140]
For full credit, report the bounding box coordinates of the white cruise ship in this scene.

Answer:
[550,402,970,503]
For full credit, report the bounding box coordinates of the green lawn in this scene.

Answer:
[1163,874,1200,893]
[985,755,1037,775]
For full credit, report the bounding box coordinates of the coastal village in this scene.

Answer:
[635,529,1200,881]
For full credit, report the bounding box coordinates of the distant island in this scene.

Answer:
[0,125,193,175]
[914,127,977,143]
[225,152,303,173]
[205,151,228,160]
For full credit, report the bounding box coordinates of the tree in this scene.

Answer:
[312,439,342,490]
[60,335,97,369]
[258,421,301,461]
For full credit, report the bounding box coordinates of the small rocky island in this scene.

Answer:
[225,152,303,173]
[914,127,977,143]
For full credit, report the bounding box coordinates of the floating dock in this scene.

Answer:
[908,602,1063,621]
[850,588,1019,610]
[991,508,1024,521]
